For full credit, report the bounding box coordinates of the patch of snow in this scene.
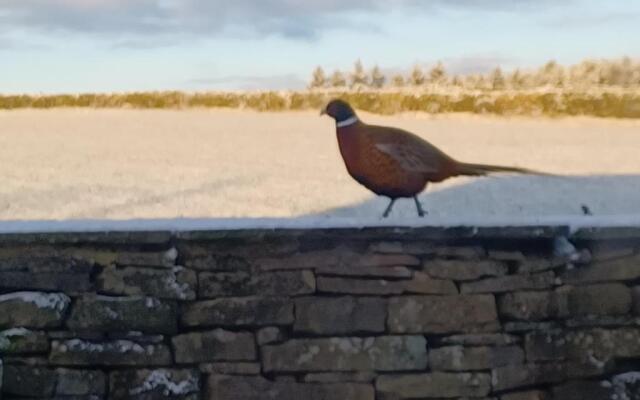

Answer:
[163,271,191,300]
[145,297,160,309]
[61,339,146,354]
[164,247,178,262]
[0,292,70,313]
[104,307,119,320]
[0,328,31,337]
[129,370,198,396]
[609,372,640,400]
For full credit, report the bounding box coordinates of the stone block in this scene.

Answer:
[492,363,567,391]
[172,330,256,363]
[262,336,427,372]
[498,291,567,321]
[376,372,491,398]
[207,375,374,400]
[66,296,178,334]
[388,295,499,334]
[109,369,200,400]
[0,328,48,354]
[98,265,196,300]
[294,297,386,335]
[461,272,556,294]
[0,257,93,294]
[199,270,315,298]
[181,297,293,327]
[49,339,171,366]
[0,292,70,329]
[566,284,632,316]
[429,345,524,371]
[423,260,507,281]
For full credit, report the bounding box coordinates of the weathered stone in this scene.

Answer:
[108,331,165,344]
[0,328,48,354]
[207,375,374,400]
[109,369,200,400]
[316,265,413,279]
[634,286,640,315]
[183,252,252,272]
[498,291,567,321]
[491,363,567,391]
[516,258,565,274]
[66,296,177,334]
[434,246,485,259]
[440,333,519,347]
[461,272,556,294]
[178,237,299,259]
[303,372,376,383]
[429,345,524,371]
[256,247,420,271]
[564,315,640,328]
[524,328,640,365]
[49,339,171,366]
[56,368,107,396]
[115,248,178,267]
[0,257,93,294]
[566,283,631,316]
[551,381,611,400]
[262,336,427,372]
[487,250,526,261]
[404,272,458,294]
[369,241,435,255]
[0,292,70,329]
[503,321,560,333]
[602,372,640,400]
[1,365,57,397]
[257,327,285,345]
[181,297,293,327]
[172,330,256,363]
[199,362,261,375]
[562,254,640,284]
[388,295,499,334]
[423,260,507,281]
[501,390,549,400]
[376,372,491,398]
[199,270,315,298]
[0,230,172,245]
[98,265,196,300]
[317,277,404,295]
[294,297,386,335]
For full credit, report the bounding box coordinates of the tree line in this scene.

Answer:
[309,58,640,90]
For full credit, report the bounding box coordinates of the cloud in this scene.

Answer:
[0,0,559,41]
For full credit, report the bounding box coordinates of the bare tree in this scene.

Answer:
[309,66,327,89]
[410,65,426,86]
[429,62,447,84]
[350,59,369,88]
[329,70,347,88]
[370,65,386,88]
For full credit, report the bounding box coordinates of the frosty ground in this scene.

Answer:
[0,109,639,223]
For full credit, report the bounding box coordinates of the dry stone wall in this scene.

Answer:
[0,226,639,399]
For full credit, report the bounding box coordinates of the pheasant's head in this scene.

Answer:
[321,99,358,124]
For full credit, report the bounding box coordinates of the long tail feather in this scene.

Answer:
[455,162,551,177]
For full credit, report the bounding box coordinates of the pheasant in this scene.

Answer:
[321,99,543,218]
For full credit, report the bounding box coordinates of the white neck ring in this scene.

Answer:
[336,116,359,128]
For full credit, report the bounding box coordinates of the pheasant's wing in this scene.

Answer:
[368,126,454,174]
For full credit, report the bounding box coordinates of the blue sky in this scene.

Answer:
[0,0,638,93]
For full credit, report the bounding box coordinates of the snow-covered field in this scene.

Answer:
[0,109,639,225]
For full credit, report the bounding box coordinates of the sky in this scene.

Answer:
[0,0,639,93]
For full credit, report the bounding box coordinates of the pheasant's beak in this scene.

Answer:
[319,108,327,116]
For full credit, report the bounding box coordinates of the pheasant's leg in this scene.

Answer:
[382,199,396,218]
[414,196,427,217]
